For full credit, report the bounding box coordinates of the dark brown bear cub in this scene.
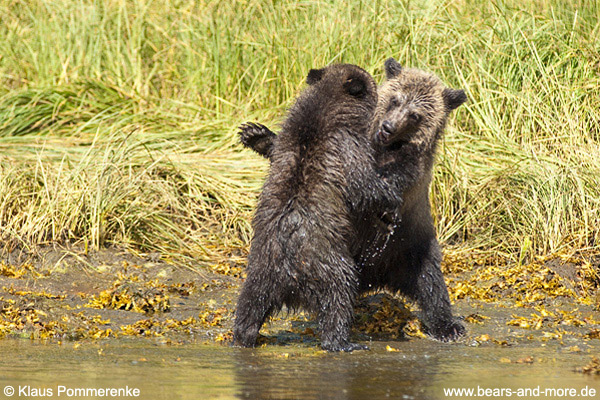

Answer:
[234,64,397,352]
[239,58,467,341]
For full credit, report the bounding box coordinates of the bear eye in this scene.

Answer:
[409,112,421,122]
[387,98,399,111]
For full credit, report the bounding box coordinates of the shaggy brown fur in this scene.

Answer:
[239,58,467,341]
[233,64,398,352]
[358,58,467,340]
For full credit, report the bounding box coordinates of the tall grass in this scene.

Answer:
[0,0,598,265]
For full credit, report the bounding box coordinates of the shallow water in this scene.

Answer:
[0,336,598,400]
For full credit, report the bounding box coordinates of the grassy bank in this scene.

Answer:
[0,0,599,267]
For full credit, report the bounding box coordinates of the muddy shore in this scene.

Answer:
[1,245,598,374]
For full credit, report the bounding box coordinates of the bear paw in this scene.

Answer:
[425,319,466,342]
[238,122,275,158]
[321,341,370,352]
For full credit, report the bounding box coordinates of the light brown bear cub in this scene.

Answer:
[360,58,467,340]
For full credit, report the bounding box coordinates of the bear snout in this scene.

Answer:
[382,120,395,135]
[376,120,395,144]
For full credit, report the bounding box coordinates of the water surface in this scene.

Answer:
[1,337,597,400]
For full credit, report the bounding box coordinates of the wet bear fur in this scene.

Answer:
[233,64,398,352]
[239,58,467,341]
[360,58,467,340]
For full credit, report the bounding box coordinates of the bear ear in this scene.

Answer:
[443,88,467,110]
[384,58,402,79]
[343,76,368,97]
[306,68,325,85]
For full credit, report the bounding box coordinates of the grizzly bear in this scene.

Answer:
[233,64,399,352]
[239,58,467,341]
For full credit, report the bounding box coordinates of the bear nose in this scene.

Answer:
[381,120,395,134]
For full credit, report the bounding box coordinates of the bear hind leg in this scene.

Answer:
[233,273,281,347]
[394,240,466,342]
[316,262,367,352]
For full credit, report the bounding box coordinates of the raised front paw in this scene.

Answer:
[238,122,276,159]
[238,122,266,145]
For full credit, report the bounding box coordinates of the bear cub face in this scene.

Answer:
[373,58,467,148]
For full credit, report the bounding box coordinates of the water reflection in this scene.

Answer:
[0,339,597,400]
[233,346,439,399]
